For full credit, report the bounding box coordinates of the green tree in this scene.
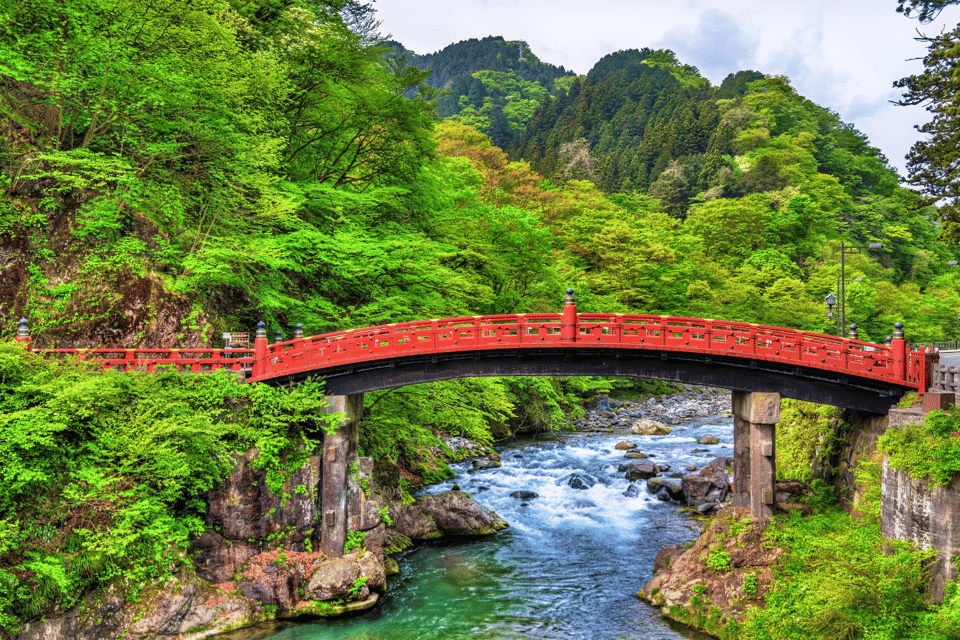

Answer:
[894,22,960,240]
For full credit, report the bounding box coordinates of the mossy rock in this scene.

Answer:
[382,530,414,555]
[284,593,379,618]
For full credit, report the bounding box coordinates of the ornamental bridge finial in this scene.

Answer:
[561,287,576,341]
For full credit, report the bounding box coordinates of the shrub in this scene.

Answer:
[0,343,340,632]
[741,506,937,640]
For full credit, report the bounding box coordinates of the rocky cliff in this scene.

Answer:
[11,450,509,640]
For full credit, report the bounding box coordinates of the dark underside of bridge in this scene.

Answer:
[259,348,909,414]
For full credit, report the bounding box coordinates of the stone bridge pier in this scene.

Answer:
[319,394,363,557]
[732,391,780,518]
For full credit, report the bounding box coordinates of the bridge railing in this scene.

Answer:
[251,313,924,389]
[29,347,254,373]
[15,311,933,392]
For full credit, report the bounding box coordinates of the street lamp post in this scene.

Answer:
[825,277,865,337]
[839,241,882,338]
[825,292,838,336]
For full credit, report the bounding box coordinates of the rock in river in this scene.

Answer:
[696,434,720,445]
[619,459,657,481]
[632,419,672,436]
[389,491,509,539]
[471,458,502,471]
[559,472,597,490]
[510,490,538,500]
[680,457,730,508]
[647,477,667,494]
[615,440,638,450]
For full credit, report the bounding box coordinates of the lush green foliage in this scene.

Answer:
[878,408,960,487]
[737,507,941,640]
[775,401,848,483]
[0,342,338,631]
[343,531,368,555]
[0,0,442,339]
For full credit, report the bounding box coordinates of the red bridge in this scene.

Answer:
[17,291,934,414]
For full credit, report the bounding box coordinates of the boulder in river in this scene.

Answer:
[559,472,597,490]
[615,441,638,450]
[624,451,648,459]
[697,434,720,445]
[389,491,509,539]
[632,419,672,435]
[304,557,361,602]
[619,460,657,481]
[510,490,538,500]
[647,477,667,494]
[680,456,730,508]
[665,481,685,502]
[471,458,502,471]
[623,484,640,498]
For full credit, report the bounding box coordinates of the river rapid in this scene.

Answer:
[248,398,733,640]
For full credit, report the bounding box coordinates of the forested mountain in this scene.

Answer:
[514,47,894,205]
[390,36,576,148]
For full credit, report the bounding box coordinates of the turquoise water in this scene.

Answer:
[250,419,732,640]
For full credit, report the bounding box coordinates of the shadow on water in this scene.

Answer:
[249,417,734,640]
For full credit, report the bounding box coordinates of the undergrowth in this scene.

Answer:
[878,407,960,487]
[775,399,848,482]
[733,487,960,640]
[0,341,340,632]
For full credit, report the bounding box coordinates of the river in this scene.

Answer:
[244,407,733,640]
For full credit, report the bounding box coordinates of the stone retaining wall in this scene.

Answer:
[833,406,959,604]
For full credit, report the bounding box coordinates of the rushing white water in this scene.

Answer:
[259,413,734,640]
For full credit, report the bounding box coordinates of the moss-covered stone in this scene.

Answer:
[639,508,782,638]
[284,593,379,618]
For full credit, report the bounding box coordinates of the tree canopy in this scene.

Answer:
[894,13,960,241]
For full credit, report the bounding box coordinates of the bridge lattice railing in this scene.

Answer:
[17,313,933,392]
[252,313,928,390]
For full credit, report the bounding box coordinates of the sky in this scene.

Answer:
[373,0,960,178]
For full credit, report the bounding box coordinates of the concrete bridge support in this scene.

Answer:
[319,394,363,557]
[732,391,780,518]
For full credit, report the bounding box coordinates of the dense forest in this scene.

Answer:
[390,36,576,149]
[4,0,960,636]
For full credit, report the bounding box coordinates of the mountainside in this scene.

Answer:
[513,47,894,208]
[390,36,576,149]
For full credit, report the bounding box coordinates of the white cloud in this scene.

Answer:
[656,9,761,82]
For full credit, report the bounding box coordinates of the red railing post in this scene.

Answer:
[560,288,577,342]
[253,320,268,379]
[15,317,31,351]
[919,347,937,395]
[891,321,906,383]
